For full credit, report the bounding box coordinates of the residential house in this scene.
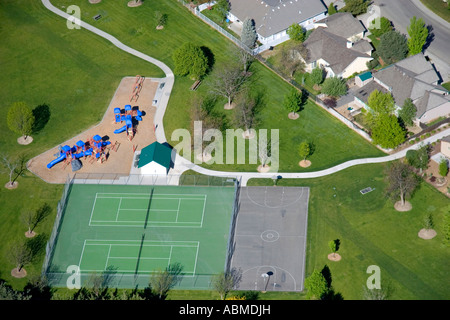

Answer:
[226,0,327,49]
[300,12,373,78]
[441,136,450,159]
[353,53,450,125]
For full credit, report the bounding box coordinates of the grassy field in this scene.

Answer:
[1,0,447,300]
[420,0,450,22]
[248,163,450,300]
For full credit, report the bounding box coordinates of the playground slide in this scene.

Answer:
[114,125,127,134]
[47,153,66,169]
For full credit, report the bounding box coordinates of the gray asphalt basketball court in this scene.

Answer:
[230,186,310,292]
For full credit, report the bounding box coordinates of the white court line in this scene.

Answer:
[80,240,199,274]
[104,245,112,270]
[88,193,98,226]
[115,198,122,222]
[176,199,181,222]
[90,194,207,227]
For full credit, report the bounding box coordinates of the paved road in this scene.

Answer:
[42,0,450,187]
[372,0,450,82]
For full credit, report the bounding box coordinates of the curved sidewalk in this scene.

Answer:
[173,127,450,186]
[42,0,450,186]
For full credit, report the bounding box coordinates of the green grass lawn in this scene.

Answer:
[420,0,450,22]
[2,0,444,300]
[248,163,450,300]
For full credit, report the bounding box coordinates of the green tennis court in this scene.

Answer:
[45,180,237,289]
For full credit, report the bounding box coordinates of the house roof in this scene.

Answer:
[373,54,448,111]
[228,0,327,38]
[442,135,450,143]
[303,27,372,75]
[354,80,389,105]
[138,142,172,169]
[314,12,366,39]
[357,71,372,82]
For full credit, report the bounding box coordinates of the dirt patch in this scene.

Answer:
[127,1,142,7]
[224,102,236,110]
[11,268,27,278]
[4,181,18,189]
[299,160,311,168]
[418,228,437,240]
[27,77,159,184]
[327,253,341,261]
[257,165,270,173]
[288,112,299,120]
[394,200,412,212]
[17,136,33,145]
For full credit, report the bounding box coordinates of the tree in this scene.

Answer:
[7,102,35,141]
[283,88,304,116]
[398,98,417,127]
[405,145,430,174]
[298,141,311,161]
[304,269,328,300]
[154,11,168,28]
[212,267,242,300]
[377,30,408,65]
[8,241,33,276]
[0,152,27,188]
[423,212,434,231]
[209,63,249,109]
[341,0,369,16]
[385,161,419,207]
[275,41,306,78]
[0,281,30,300]
[172,42,209,80]
[328,2,337,15]
[287,23,305,42]
[439,158,449,180]
[215,0,230,22]
[233,89,262,137]
[150,262,184,300]
[310,67,324,86]
[367,90,395,115]
[321,76,347,98]
[371,114,406,149]
[369,17,392,38]
[241,18,257,49]
[21,203,52,237]
[407,16,428,55]
[328,240,338,258]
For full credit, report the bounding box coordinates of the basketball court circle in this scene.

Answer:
[230,186,310,292]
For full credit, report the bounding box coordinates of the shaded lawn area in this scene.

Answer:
[248,163,450,300]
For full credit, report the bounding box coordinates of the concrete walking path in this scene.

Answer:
[42,0,450,186]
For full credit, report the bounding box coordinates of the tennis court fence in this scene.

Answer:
[41,174,73,276]
[42,173,241,285]
[71,172,239,187]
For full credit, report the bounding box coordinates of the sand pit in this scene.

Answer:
[27,77,159,184]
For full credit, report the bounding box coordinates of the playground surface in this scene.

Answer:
[27,76,159,184]
[45,182,237,289]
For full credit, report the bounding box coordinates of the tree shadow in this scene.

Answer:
[32,104,51,133]
[201,45,215,75]
[422,25,434,51]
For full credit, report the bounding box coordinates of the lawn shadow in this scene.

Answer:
[32,104,51,133]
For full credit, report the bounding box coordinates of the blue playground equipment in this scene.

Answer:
[46,135,111,169]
